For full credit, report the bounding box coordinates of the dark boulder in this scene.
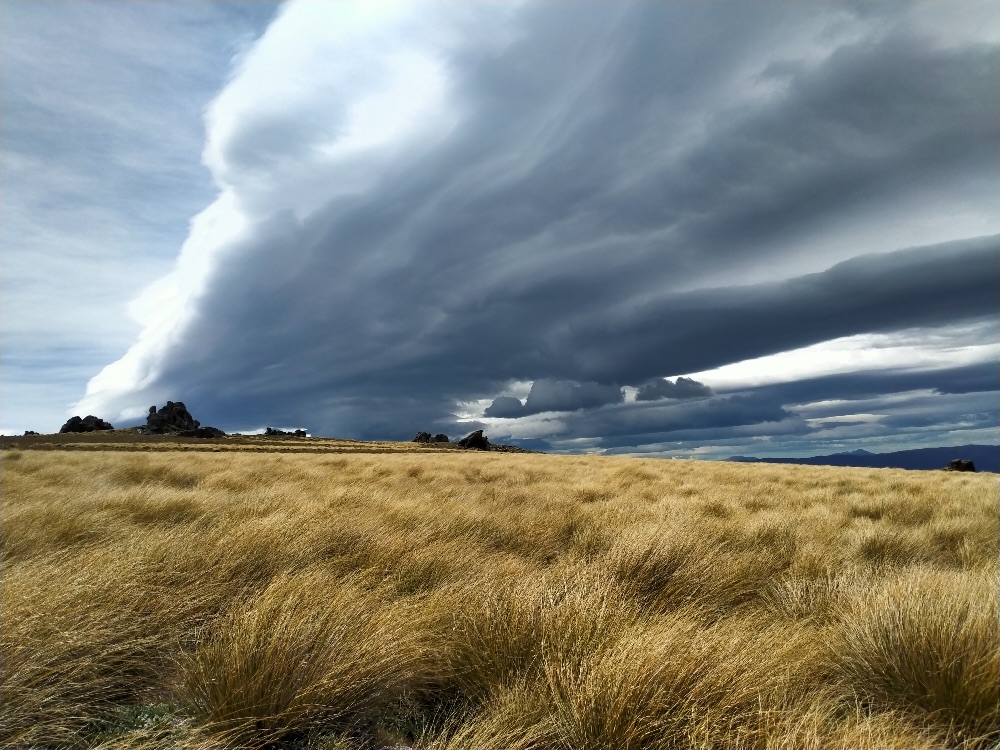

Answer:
[413,432,432,443]
[433,434,450,443]
[23,430,39,436]
[144,402,224,438]
[943,459,976,472]
[458,430,491,450]
[59,415,114,433]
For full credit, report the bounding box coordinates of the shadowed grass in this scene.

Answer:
[1,547,217,748]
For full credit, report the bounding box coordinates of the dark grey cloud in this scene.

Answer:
[636,377,714,402]
[550,393,793,444]
[152,232,996,429]
[76,1,999,455]
[486,379,624,418]
[484,396,526,419]
[569,235,998,384]
[736,360,999,406]
[526,380,624,413]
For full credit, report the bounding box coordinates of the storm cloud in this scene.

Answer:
[69,1,999,455]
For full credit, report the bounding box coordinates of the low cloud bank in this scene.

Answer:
[636,377,714,402]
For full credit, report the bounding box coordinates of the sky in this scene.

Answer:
[1,0,998,459]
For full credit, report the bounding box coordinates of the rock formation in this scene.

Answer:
[458,429,491,450]
[143,402,224,438]
[59,415,114,433]
[943,459,976,472]
[264,427,308,437]
[414,432,451,443]
[414,429,527,451]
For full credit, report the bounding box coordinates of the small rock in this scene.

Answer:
[23,430,39,436]
[943,459,976,472]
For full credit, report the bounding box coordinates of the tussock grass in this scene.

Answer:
[436,567,644,708]
[2,447,997,749]
[833,566,1000,746]
[182,570,429,747]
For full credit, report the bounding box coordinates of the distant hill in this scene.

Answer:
[727,444,998,472]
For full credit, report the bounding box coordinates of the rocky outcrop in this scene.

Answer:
[59,415,114,433]
[23,430,39,436]
[488,444,530,453]
[145,402,195,433]
[413,432,451,443]
[143,402,224,438]
[456,429,532,452]
[264,427,307,437]
[458,430,491,450]
[943,459,976,472]
[414,429,527,451]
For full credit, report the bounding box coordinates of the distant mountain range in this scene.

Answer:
[727,444,998,473]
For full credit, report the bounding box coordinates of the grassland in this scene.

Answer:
[1,439,997,749]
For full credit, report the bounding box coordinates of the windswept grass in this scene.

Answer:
[833,567,999,745]
[181,570,430,747]
[1,446,997,749]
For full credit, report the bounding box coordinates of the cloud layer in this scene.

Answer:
[73,1,999,455]
[0,1,277,433]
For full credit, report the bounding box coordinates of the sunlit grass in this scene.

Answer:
[1,446,996,748]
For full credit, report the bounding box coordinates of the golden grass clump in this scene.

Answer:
[833,566,1000,747]
[181,569,429,747]
[1,445,997,749]
[1,545,217,747]
[436,566,645,708]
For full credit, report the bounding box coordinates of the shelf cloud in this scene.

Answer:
[67,0,998,456]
